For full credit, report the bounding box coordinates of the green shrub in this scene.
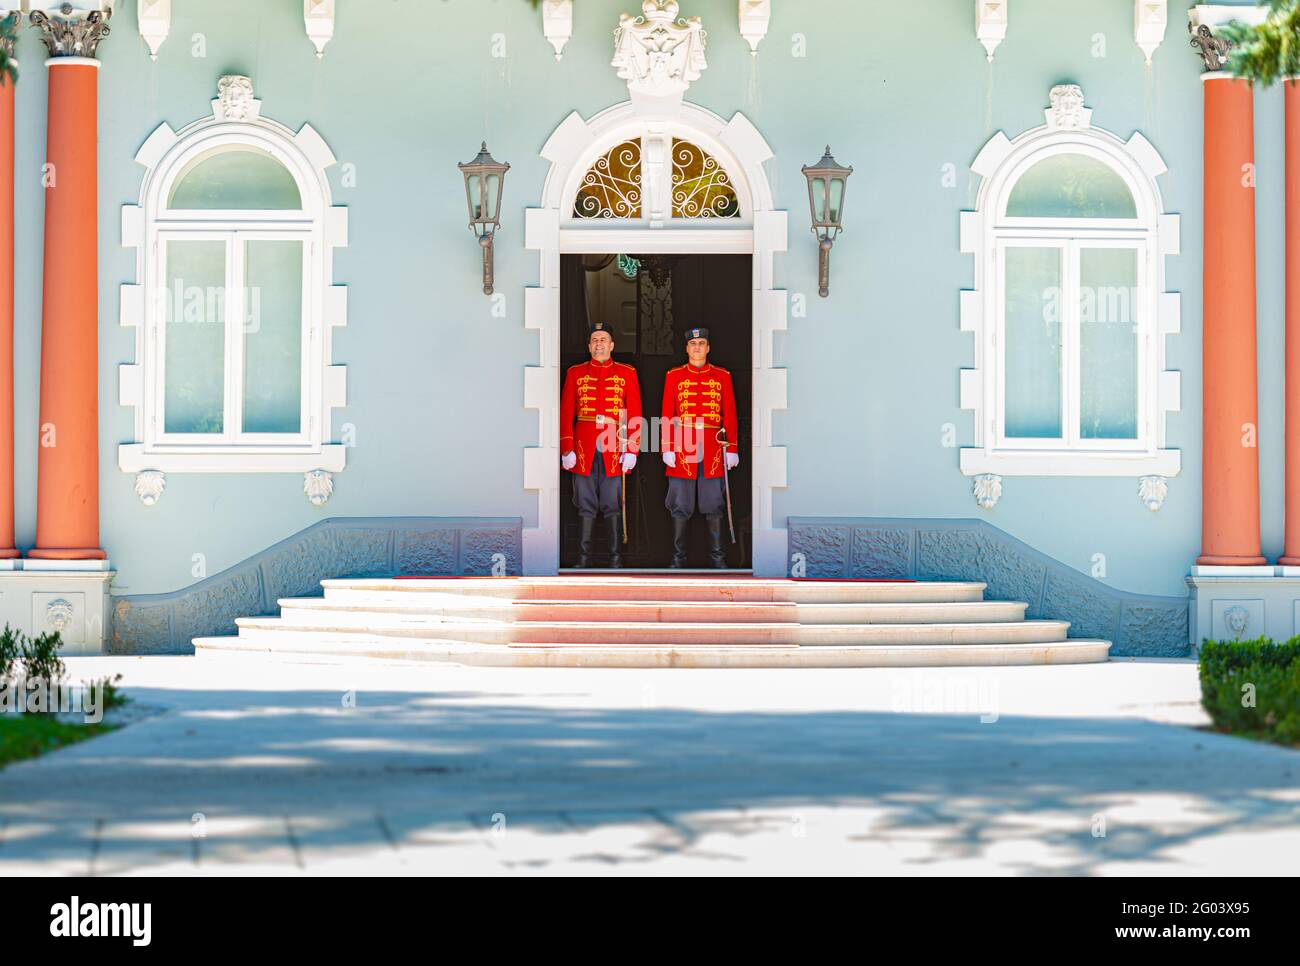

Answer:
[20,629,65,687]
[0,625,17,682]
[1200,637,1300,745]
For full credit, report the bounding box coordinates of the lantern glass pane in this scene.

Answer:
[828,177,845,223]
[810,177,827,223]
[486,174,501,220]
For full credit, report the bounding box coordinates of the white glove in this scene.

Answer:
[725,452,740,471]
[561,451,577,470]
[621,453,637,472]
[663,450,677,469]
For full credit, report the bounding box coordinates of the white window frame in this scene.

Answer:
[119,80,348,475]
[959,88,1180,479]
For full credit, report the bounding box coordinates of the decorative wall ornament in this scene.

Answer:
[542,0,573,60]
[215,74,259,122]
[574,138,642,218]
[137,0,169,60]
[45,598,75,634]
[975,0,1007,63]
[612,0,707,102]
[134,470,165,506]
[1138,475,1168,511]
[738,0,770,55]
[30,3,112,59]
[639,270,676,355]
[1188,20,1232,72]
[671,138,739,217]
[304,469,334,506]
[1046,83,1090,131]
[1134,0,1167,64]
[304,0,334,59]
[972,473,1003,510]
[1223,604,1250,638]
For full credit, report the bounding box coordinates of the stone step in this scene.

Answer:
[194,634,1111,668]
[234,616,1069,647]
[319,577,987,605]
[276,597,1028,625]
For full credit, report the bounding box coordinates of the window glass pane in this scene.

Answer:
[1080,248,1139,439]
[1004,247,1062,439]
[164,239,226,434]
[1005,154,1137,218]
[242,239,303,434]
[168,149,302,209]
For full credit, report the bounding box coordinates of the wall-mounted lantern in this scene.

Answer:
[801,146,853,298]
[458,142,510,296]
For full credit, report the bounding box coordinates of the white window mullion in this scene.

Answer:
[151,234,166,442]
[1062,240,1080,449]
[225,233,245,443]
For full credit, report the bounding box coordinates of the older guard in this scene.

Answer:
[661,327,739,568]
[560,322,642,567]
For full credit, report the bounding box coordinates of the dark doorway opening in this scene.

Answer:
[560,253,752,569]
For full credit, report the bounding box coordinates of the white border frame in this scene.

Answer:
[119,85,349,474]
[523,100,789,575]
[959,89,1181,478]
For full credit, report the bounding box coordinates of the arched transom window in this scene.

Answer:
[120,76,349,480]
[959,85,1180,487]
[571,132,742,222]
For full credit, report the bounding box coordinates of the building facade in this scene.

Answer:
[0,0,1288,656]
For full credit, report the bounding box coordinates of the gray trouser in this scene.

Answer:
[573,456,621,518]
[665,475,723,519]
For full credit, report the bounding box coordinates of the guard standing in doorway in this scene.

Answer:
[560,322,642,567]
[661,327,739,568]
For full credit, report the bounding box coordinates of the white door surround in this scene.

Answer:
[522,100,789,575]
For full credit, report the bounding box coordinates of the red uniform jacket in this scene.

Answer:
[560,359,642,477]
[661,363,738,480]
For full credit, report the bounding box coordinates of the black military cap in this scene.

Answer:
[589,322,613,335]
[684,327,710,341]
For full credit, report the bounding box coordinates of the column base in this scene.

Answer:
[0,569,113,654]
[1195,553,1268,566]
[26,547,107,561]
[1188,571,1300,645]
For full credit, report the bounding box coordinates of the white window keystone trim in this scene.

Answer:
[119,75,348,475]
[958,84,1181,481]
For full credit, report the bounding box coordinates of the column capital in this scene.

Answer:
[1188,20,1234,73]
[0,11,19,61]
[29,3,111,60]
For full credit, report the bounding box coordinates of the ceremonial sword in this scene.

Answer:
[716,427,735,545]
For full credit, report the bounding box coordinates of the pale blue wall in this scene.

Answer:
[2,0,1280,599]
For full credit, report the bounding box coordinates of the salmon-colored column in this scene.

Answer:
[0,64,17,560]
[28,58,104,560]
[1281,80,1300,566]
[1198,76,1265,566]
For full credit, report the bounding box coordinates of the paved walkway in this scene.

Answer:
[0,655,1296,875]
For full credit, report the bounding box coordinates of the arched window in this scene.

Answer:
[120,76,348,480]
[959,85,1180,490]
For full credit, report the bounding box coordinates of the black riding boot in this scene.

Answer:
[607,513,624,568]
[669,516,690,568]
[576,516,595,568]
[706,514,727,569]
